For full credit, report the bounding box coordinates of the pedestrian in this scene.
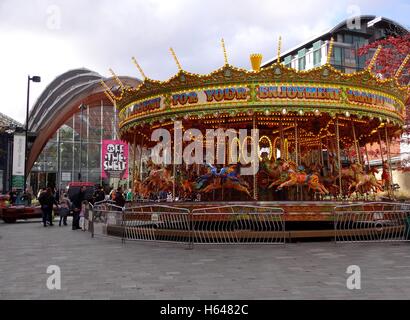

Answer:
[93,185,106,203]
[71,186,86,230]
[79,200,88,230]
[8,188,17,205]
[114,186,126,208]
[38,187,59,227]
[58,193,71,226]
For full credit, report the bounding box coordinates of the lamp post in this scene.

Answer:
[25,75,41,192]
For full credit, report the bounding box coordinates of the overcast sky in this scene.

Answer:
[0,0,408,123]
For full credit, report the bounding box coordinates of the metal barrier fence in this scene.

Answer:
[87,201,124,239]
[334,202,410,243]
[85,202,285,246]
[122,205,190,244]
[191,205,285,244]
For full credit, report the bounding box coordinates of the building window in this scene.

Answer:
[344,48,356,68]
[298,56,306,70]
[313,49,321,66]
[344,34,353,44]
[333,46,343,66]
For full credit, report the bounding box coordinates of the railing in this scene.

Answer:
[334,202,410,243]
[86,201,124,239]
[85,202,285,246]
[191,205,285,245]
[122,205,190,244]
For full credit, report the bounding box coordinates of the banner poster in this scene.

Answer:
[101,140,129,180]
[12,134,26,189]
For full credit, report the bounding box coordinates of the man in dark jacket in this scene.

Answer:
[71,186,86,230]
[93,186,106,203]
[114,187,126,208]
[38,187,59,227]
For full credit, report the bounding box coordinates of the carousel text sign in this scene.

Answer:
[125,84,399,117]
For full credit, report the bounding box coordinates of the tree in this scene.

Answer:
[357,34,410,86]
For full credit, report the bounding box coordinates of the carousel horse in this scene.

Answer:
[133,178,150,198]
[269,161,329,195]
[348,163,383,195]
[196,163,252,197]
[179,170,197,198]
[142,165,174,193]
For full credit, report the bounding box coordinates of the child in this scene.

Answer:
[79,200,88,231]
[58,193,71,226]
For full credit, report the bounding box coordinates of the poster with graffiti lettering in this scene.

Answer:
[102,140,129,179]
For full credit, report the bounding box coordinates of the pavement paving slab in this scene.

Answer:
[1,218,410,299]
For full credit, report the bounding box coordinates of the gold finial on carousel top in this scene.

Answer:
[103,90,116,105]
[326,37,334,64]
[99,80,117,99]
[221,38,228,65]
[250,53,263,72]
[395,53,410,79]
[277,36,282,64]
[108,68,125,88]
[131,57,147,80]
[169,47,182,71]
[367,45,382,71]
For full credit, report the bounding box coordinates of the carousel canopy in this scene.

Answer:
[101,40,409,147]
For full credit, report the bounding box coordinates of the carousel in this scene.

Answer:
[100,39,409,227]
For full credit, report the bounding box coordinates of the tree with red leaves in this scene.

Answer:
[358,34,410,86]
[358,34,410,172]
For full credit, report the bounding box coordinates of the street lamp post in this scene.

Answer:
[25,75,41,192]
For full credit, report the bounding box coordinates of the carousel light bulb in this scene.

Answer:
[345,111,350,117]
[281,108,287,115]
[299,109,304,116]
[265,109,271,116]
[314,109,321,116]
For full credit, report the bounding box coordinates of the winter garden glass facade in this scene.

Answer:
[29,103,127,194]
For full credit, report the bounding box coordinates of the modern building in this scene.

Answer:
[26,69,140,195]
[0,112,24,193]
[263,15,408,72]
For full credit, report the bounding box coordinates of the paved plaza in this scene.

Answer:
[1,218,410,300]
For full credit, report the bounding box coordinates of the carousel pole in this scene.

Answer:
[319,138,324,168]
[326,135,332,174]
[364,143,371,171]
[139,135,144,181]
[335,116,342,199]
[294,119,299,166]
[384,124,394,199]
[132,133,137,191]
[253,113,258,200]
[279,119,284,159]
[294,118,300,200]
[173,162,176,201]
[351,120,361,165]
[377,129,385,163]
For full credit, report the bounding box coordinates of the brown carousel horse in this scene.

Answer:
[142,164,174,194]
[311,163,340,198]
[133,178,150,198]
[268,161,329,195]
[348,163,383,195]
